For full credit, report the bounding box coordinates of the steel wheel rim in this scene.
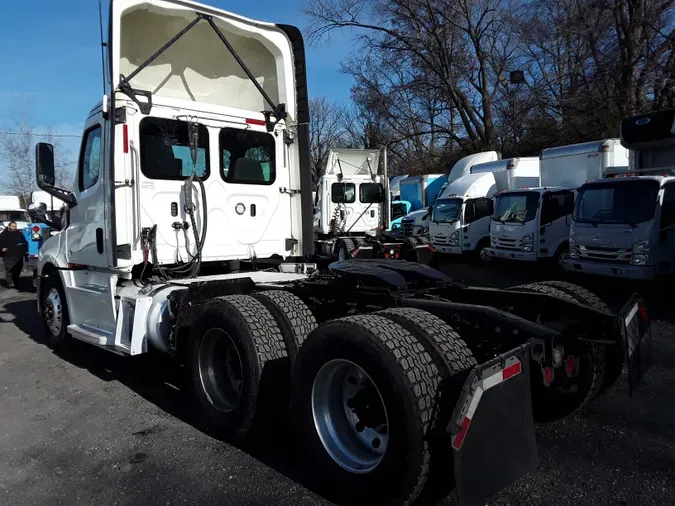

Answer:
[338,245,349,261]
[311,359,389,474]
[44,287,63,336]
[480,247,492,262]
[198,328,244,413]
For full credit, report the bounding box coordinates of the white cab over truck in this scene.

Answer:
[27,2,653,505]
[400,151,500,238]
[0,195,29,231]
[429,171,497,261]
[566,111,675,279]
[488,141,629,266]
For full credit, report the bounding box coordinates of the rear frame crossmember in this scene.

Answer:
[117,12,287,132]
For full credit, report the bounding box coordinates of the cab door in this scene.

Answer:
[657,183,675,273]
[65,114,109,268]
[539,190,573,258]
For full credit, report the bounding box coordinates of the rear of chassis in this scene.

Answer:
[164,259,652,506]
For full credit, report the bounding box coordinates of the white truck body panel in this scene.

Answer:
[471,157,540,193]
[539,139,630,187]
[430,172,498,255]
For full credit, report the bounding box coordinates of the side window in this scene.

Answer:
[661,185,675,228]
[542,192,568,224]
[220,128,275,185]
[473,198,493,221]
[79,126,102,191]
[331,183,356,204]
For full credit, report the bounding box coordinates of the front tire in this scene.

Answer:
[292,314,441,505]
[40,274,70,349]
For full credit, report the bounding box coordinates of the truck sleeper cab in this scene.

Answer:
[28,2,654,506]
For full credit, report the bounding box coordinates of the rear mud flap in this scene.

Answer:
[450,344,538,506]
[618,293,652,395]
[352,246,374,259]
[412,245,433,265]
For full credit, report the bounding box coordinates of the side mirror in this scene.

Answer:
[35,143,56,188]
[28,202,48,220]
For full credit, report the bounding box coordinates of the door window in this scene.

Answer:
[139,118,210,180]
[79,126,102,191]
[541,191,569,224]
[472,198,493,221]
[359,183,384,203]
[220,128,275,185]
[661,184,675,229]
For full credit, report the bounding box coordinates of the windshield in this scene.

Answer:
[0,211,29,222]
[391,202,408,220]
[433,198,463,223]
[575,180,660,225]
[493,192,539,223]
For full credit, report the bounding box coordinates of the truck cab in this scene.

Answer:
[400,151,500,238]
[429,171,497,260]
[565,110,675,279]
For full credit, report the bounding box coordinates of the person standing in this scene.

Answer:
[0,222,28,289]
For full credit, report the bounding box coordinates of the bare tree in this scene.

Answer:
[0,99,74,207]
[309,96,348,184]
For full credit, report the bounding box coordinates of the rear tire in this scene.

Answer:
[40,274,70,349]
[508,282,606,421]
[335,238,356,260]
[376,308,477,503]
[292,314,441,505]
[189,295,287,440]
[251,290,317,366]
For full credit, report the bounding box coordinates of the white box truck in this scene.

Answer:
[27,2,652,505]
[0,195,30,232]
[429,170,497,261]
[488,141,629,266]
[566,111,675,279]
[399,151,500,238]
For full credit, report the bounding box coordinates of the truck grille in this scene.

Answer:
[401,219,415,236]
[493,237,519,250]
[577,245,631,264]
[433,234,449,245]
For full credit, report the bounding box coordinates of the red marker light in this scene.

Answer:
[123,124,129,154]
[246,118,266,127]
[32,226,40,233]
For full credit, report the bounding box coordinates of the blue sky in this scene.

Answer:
[0,0,355,161]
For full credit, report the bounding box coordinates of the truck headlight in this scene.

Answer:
[569,234,578,259]
[522,233,534,252]
[631,239,650,266]
[449,230,459,246]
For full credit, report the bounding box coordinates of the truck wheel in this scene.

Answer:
[292,314,440,505]
[251,290,317,366]
[476,238,492,263]
[335,239,356,260]
[353,237,367,247]
[554,245,570,270]
[189,295,287,441]
[535,281,623,394]
[375,308,477,503]
[509,283,606,421]
[40,274,70,349]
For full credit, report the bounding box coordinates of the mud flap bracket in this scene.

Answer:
[450,344,538,506]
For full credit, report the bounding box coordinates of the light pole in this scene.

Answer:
[500,70,525,156]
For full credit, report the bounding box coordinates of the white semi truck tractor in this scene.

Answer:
[488,141,629,267]
[28,2,652,505]
[566,111,675,279]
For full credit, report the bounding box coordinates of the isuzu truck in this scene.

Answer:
[488,141,629,266]
[28,2,652,505]
[566,111,675,279]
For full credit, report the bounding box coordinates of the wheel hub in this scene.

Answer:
[198,328,244,413]
[312,359,390,473]
[43,288,62,336]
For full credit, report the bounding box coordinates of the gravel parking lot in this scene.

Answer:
[1,258,674,506]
